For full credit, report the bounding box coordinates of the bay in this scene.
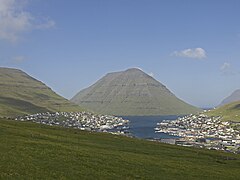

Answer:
[121,116,180,139]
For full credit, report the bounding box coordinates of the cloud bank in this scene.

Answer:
[0,0,55,42]
[173,48,207,59]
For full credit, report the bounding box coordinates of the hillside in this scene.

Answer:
[71,68,200,116]
[0,67,83,117]
[1,119,240,179]
[207,100,240,122]
[219,89,240,107]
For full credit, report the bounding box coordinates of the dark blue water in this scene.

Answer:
[121,116,180,139]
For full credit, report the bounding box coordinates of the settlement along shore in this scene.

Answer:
[155,114,240,153]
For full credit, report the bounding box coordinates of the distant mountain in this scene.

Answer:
[71,68,200,116]
[219,89,240,106]
[207,100,240,122]
[0,67,83,117]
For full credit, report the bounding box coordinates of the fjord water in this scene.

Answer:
[121,116,180,139]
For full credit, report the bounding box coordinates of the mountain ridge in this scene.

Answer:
[219,89,240,107]
[0,67,83,117]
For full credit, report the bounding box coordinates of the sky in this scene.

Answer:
[0,0,240,108]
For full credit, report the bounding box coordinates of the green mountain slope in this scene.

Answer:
[71,68,201,116]
[207,100,240,122]
[0,67,83,117]
[1,118,240,179]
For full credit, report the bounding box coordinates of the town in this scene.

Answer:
[14,112,129,135]
[155,114,240,154]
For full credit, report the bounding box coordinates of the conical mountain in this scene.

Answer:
[71,68,200,116]
[219,89,240,106]
[0,67,83,117]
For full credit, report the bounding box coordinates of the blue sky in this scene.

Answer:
[0,0,240,108]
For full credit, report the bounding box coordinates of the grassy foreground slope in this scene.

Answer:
[1,119,240,179]
[207,101,240,122]
[0,67,83,117]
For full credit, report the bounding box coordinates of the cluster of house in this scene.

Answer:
[14,112,129,135]
[155,114,240,153]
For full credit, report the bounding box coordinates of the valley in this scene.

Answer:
[1,1,240,179]
[0,67,239,179]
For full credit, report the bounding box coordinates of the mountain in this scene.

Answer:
[207,100,240,122]
[71,68,200,116]
[219,89,240,106]
[0,67,83,117]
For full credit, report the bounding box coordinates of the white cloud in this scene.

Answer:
[172,48,207,59]
[220,62,231,71]
[220,62,236,76]
[0,0,55,42]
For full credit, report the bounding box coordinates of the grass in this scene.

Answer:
[1,118,240,179]
[206,101,240,122]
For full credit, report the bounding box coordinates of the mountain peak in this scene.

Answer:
[125,67,143,72]
[71,68,200,116]
[123,68,148,75]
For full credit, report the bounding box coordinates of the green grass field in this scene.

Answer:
[207,101,240,122]
[1,118,240,179]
